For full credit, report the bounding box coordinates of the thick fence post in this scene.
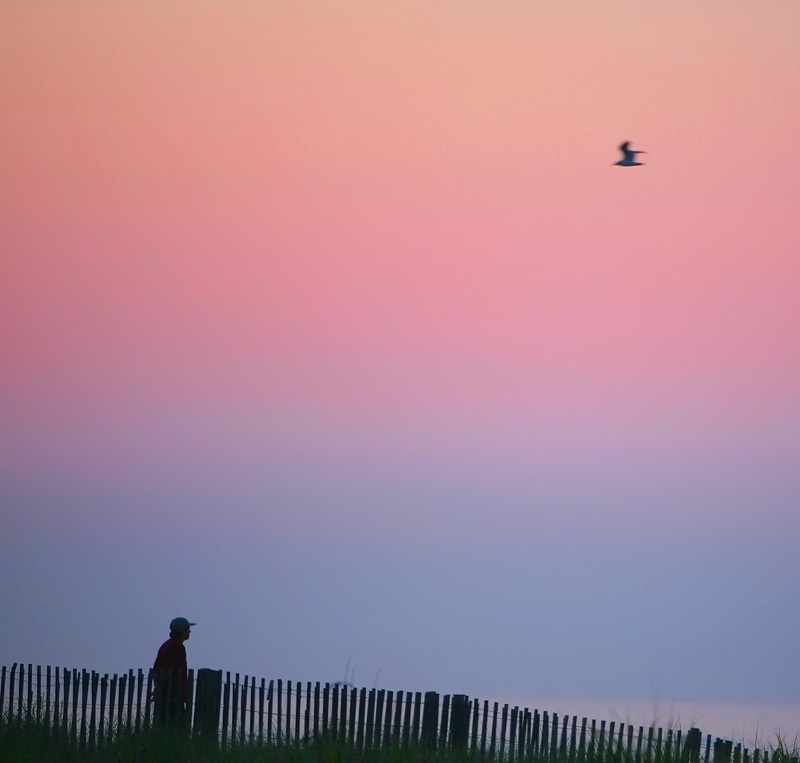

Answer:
[686,728,702,763]
[450,694,470,752]
[421,691,440,749]
[194,669,222,743]
[715,739,733,763]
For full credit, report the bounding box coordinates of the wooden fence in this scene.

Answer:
[0,664,772,762]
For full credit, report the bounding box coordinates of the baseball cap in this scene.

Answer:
[170,617,197,631]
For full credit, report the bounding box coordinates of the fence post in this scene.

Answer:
[715,740,733,763]
[686,728,702,763]
[450,695,470,752]
[421,691,440,749]
[194,669,223,743]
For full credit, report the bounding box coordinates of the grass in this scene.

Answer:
[0,715,460,763]
[2,710,799,763]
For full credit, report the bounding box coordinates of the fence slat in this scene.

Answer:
[579,717,588,762]
[136,669,146,732]
[123,670,132,733]
[243,674,250,743]
[248,674,255,741]
[278,678,285,741]
[48,665,59,732]
[375,689,385,747]
[36,665,42,722]
[9,664,18,722]
[508,705,517,758]
[599,719,607,761]
[560,714,569,758]
[331,683,339,739]
[26,664,33,724]
[312,681,319,738]
[357,687,367,749]
[268,679,275,742]
[551,712,560,761]
[55,668,69,736]
[321,682,328,737]
[491,701,500,756]
[99,674,108,744]
[241,675,248,743]
[99,672,109,744]
[523,709,532,758]
[569,716,577,763]
[258,678,265,742]
[440,694,450,751]
[295,681,303,743]
[69,669,79,743]
[303,681,310,741]
[88,671,98,748]
[15,663,23,719]
[78,669,89,747]
[532,709,542,755]
[231,673,240,744]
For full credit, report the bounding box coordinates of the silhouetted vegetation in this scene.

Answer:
[3,708,799,763]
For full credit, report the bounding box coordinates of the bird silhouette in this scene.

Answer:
[614,141,646,166]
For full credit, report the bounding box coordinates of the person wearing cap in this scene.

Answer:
[152,617,196,727]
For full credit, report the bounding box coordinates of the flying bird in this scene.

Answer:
[614,141,646,166]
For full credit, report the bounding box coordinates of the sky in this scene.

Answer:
[2,0,800,742]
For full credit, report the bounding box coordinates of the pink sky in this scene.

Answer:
[2,0,800,727]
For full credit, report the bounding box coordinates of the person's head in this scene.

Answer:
[169,617,196,641]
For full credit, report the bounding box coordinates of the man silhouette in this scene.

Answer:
[152,617,196,727]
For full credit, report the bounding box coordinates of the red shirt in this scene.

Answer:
[153,636,188,701]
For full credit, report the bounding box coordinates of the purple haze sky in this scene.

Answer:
[1,0,799,740]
